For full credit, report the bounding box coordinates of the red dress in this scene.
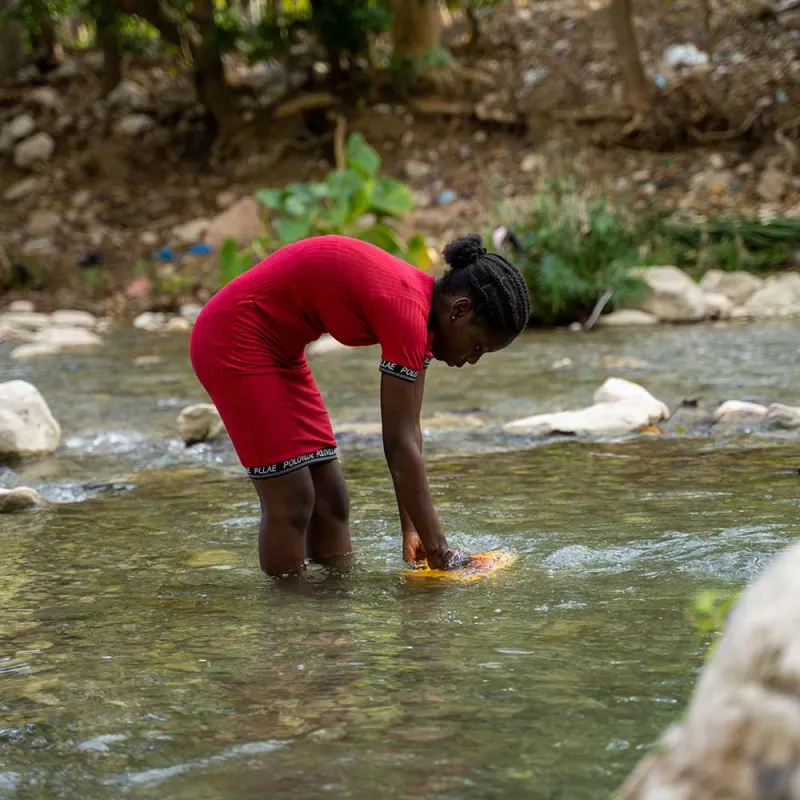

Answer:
[189,235,435,478]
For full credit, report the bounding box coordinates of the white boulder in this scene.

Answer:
[596,309,659,327]
[631,265,708,322]
[11,326,103,358]
[0,487,43,512]
[742,273,800,317]
[0,381,61,458]
[0,322,35,344]
[0,311,51,330]
[178,404,225,445]
[764,403,800,430]
[712,400,768,424]
[164,317,191,333]
[504,378,669,436]
[619,540,800,800]
[703,292,734,320]
[699,270,763,306]
[133,312,167,332]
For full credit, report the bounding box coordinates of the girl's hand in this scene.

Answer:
[427,548,472,571]
[403,531,427,563]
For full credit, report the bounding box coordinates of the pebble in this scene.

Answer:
[0,487,43,513]
[28,86,62,111]
[114,114,154,137]
[1,113,36,148]
[521,153,545,173]
[179,303,203,322]
[404,160,432,181]
[164,317,191,333]
[14,133,55,169]
[25,210,61,238]
[172,218,209,246]
[756,169,787,202]
[107,79,150,111]
[4,177,43,202]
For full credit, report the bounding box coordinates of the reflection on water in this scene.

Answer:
[2,440,800,799]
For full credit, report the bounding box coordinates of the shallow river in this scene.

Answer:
[2,321,799,799]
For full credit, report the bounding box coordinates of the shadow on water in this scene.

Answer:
[2,437,800,799]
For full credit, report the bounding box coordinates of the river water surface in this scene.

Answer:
[2,321,799,799]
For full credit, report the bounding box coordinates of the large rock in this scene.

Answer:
[631,266,708,323]
[699,270,763,305]
[0,322,35,344]
[204,197,262,249]
[703,292,734,320]
[13,133,55,169]
[742,273,800,317]
[172,218,209,246]
[504,378,668,436]
[178,404,225,445]
[712,400,767,424]
[107,79,150,111]
[133,311,167,332]
[763,403,800,430]
[619,540,800,800]
[0,311,51,330]
[596,309,659,328]
[0,381,61,458]
[0,487,43,513]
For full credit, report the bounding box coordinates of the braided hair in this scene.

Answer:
[438,234,530,336]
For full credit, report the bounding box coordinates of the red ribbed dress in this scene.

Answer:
[189,235,435,478]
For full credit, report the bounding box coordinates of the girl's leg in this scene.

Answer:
[251,467,315,576]
[306,459,352,570]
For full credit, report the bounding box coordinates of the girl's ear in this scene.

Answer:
[450,296,472,322]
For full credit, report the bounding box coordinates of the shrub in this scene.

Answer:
[498,180,648,326]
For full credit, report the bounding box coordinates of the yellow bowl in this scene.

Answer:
[403,550,516,584]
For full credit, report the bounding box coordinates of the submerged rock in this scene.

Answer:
[503,378,669,437]
[619,540,800,800]
[50,310,97,329]
[0,381,61,458]
[11,326,103,358]
[178,403,225,445]
[630,266,707,323]
[712,400,768,424]
[0,487,43,513]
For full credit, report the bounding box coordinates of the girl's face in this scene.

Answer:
[431,296,512,368]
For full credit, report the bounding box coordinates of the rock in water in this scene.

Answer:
[0,487,43,512]
[619,540,800,800]
[10,327,103,359]
[712,400,768,423]
[50,310,97,329]
[0,381,61,458]
[178,404,225,445]
[763,403,800,430]
[503,378,669,436]
[699,270,763,306]
[596,310,659,327]
[703,292,734,320]
[631,266,708,323]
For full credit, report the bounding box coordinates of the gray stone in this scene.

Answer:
[7,300,34,313]
[712,400,767,424]
[596,309,659,327]
[699,270,763,305]
[0,113,36,150]
[132,312,167,332]
[0,487,43,513]
[28,86,62,111]
[172,218,209,246]
[742,273,800,317]
[404,159,433,180]
[0,311,50,330]
[631,265,708,323]
[4,176,44,202]
[107,79,150,111]
[0,322,35,344]
[177,403,225,445]
[50,310,97,329]
[0,380,61,457]
[763,403,800,430]
[164,317,191,333]
[179,303,203,322]
[13,133,55,169]
[703,292,734,320]
[619,540,800,800]
[756,168,787,202]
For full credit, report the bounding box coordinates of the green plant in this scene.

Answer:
[502,180,648,326]
[218,237,255,286]
[254,132,430,269]
[689,588,738,658]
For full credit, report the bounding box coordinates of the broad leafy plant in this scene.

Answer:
[255,132,430,268]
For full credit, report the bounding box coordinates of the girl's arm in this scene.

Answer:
[381,372,456,570]
[396,369,425,559]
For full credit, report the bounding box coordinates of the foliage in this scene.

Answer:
[253,132,430,268]
[501,180,649,326]
[648,216,800,276]
[218,238,255,286]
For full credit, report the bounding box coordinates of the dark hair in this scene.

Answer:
[439,234,530,336]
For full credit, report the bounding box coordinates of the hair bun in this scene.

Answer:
[442,234,487,271]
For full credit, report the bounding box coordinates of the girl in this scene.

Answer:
[189,233,530,577]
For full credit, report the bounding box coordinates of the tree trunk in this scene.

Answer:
[192,0,238,145]
[391,0,442,61]
[0,0,26,83]
[608,0,653,113]
[97,7,122,95]
[39,13,60,68]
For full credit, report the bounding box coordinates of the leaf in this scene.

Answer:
[346,132,381,178]
[369,177,414,216]
[219,238,246,286]
[356,223,406,256]
[273,214,314,245]
[284,194,309,217]
[255,189,283,210]
[406,234,432,270]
